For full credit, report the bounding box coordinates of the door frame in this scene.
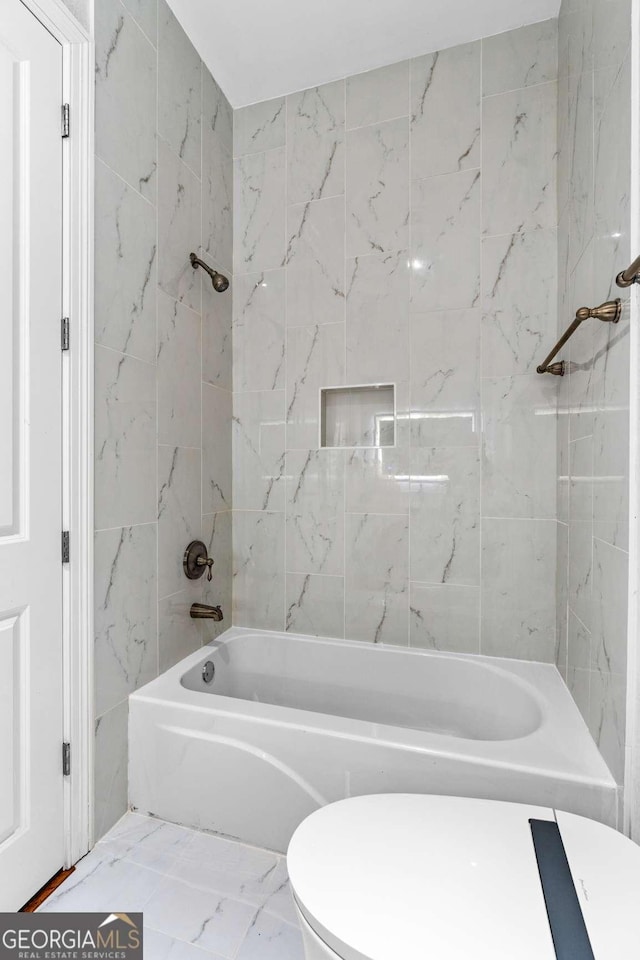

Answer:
[19,0,94,866]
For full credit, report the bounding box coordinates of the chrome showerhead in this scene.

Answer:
[189,252,230,293]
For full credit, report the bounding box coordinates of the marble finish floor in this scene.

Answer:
[39,813,304,960]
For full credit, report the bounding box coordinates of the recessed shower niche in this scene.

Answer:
[320,384,395,448]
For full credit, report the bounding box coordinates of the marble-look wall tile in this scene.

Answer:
[482,81,557,237]
[202,69,233,277]
[233,511,285,630]
[592,0,631,71]
[557,389,570,524]
[346,252,410,384]
[286,197,345,327]
[592,537,628,677]
[158,138,201,312]
[344,447,410,516]
[589,667,626,784]
[95,346,157,530]
[482,228,557,377]
[592,0,631,69]
[569,530,594,647]
[345,513,409,644]
[203,68,233,156]
[286,323,345,449]
[559,0,594,79]
[481,374,557,519]
[94,524,158,717]
[94,0,234,842]
[234,148,286,274]
[287,81,345,204]
[557,521,569,672]
[410,309,481,447]
[566,246,598,443]
[568,435,594,632]
[95,0,157,200]
[410,446,480,585]
[593,404,629,550]
[590,301,630,418]
[481,518,557,661]
[231,26,567,669]
[234,97,286,156]
[233,270,285,392]
[411,42,480,179]
[202,385,233,514]
[346,61,410,129]
[202,269,233,391]
[94,700,129,839]
[593,58,631,296]
[158,0,201,177]
[286,449,345,575]
[95,159,157,363]
[346,117,410,258]
[202,510,232,640]
[409,582,480,653]
[567,664,591,719]
[158,445,202,599]
[566,70,595,271]
[233,391,286,511]
[411,170,481,311]
[157,291,201,448]
[121,0,157,47]
[557,75,571,221]
[202,131,233,276]
[158,588,203,672]
[482,20,558,97]
[568,608,592,670]
[286,574,345,638]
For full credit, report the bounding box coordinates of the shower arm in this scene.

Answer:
[189,252,230,292]
[190,252,215,279]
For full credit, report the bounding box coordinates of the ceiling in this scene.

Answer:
[166,0,560,108]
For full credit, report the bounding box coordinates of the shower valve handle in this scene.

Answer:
[197,556,214,581]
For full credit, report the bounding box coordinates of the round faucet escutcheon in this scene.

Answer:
[183,540,214,582]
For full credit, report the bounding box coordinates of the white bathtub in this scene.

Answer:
[128,627,617,852]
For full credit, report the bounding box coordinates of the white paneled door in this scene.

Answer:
[0,0,64,910]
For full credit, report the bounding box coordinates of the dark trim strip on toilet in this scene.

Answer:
[529,819,595,960]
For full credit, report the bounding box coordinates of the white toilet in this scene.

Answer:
[287,794,640,960]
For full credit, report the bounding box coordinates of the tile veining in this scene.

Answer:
[94,0,234,838]
[234,19,562,660]
[40,814,304,960]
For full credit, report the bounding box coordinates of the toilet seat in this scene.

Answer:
[287,794,640,960]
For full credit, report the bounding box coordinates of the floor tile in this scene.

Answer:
[235,912,304,960]
[42,856,163,913]
[143,876,256,957]
[39,813,304,960]
[260,862,298,924]
[144,928,226,960]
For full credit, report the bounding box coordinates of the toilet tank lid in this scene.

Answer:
[286,795,640,960]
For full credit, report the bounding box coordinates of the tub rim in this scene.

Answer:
[129,626,617,790]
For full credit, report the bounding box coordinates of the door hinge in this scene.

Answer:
[61,103,70,139]
[61,531,70,563]
[61,317,70,351]
[62,742,71,777]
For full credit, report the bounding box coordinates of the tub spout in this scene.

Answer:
[190,603,223,621]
